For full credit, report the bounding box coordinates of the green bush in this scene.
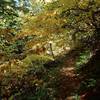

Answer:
[76,50,91,72]
[79,78,96,92]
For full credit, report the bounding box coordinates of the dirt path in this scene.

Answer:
[56,52,81,100]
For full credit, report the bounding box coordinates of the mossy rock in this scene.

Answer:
[22,54,54,66]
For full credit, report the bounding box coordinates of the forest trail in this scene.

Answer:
[57,51,81,100]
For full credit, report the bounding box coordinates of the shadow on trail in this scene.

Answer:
[54,50,81,100]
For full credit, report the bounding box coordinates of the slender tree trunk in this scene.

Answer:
[49,43,55,59]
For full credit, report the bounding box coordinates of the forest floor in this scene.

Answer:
[56,51,81,100]
[0,50,84,100]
